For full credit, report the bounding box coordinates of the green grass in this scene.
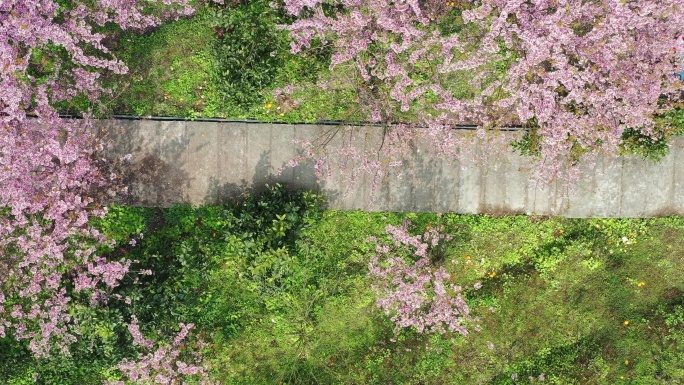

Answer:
[96,1,344,122]
[98,9,216,118]
[209,213,684,384]
[4,185,684,384]
[93,1,507,124]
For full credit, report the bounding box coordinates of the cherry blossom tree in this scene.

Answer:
[106,320,217,385]
[368,219,478,335]
[0,1,210,377]
[278,0,684,186]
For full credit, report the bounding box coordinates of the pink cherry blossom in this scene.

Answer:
[368,219,473,335]
[0,0,196,359]
[279,0,684,190]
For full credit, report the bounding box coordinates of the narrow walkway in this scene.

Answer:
[94,119,684,217]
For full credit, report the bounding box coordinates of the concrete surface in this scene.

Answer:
[93,119,684,217]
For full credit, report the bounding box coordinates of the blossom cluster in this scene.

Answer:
[459,0,684,181]
[0,117,114,357]
[0,0,194,359]
[106,321,217,385]
[1,0,194,127]
[278,0,684,187]
[368,219,473,335]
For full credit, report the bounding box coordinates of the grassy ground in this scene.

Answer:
[126,207,684,384]
[5,185,683,384]
[93,2,342,121]
[92,1,496,124]
[97,8,217,118]
[247,212,684,385]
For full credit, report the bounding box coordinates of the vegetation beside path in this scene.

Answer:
[4,185,684,384]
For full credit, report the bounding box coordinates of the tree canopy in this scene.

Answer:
[281,0,684,185]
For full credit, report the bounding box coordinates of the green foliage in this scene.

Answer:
[662,107,684,130]
[5,186,684,384]
[206,0,333,120]
[91,203,147,245]
[212,210,396,384]
[100,9,216,117]
[97,184,328,343]
[620,127,671,161]
[657,305,684,381]
[513,109,684,161]
[209,0,289,111]
[511,129,541,157]
[619,107,684,161]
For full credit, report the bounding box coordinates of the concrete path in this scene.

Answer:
[93,119,684,217]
